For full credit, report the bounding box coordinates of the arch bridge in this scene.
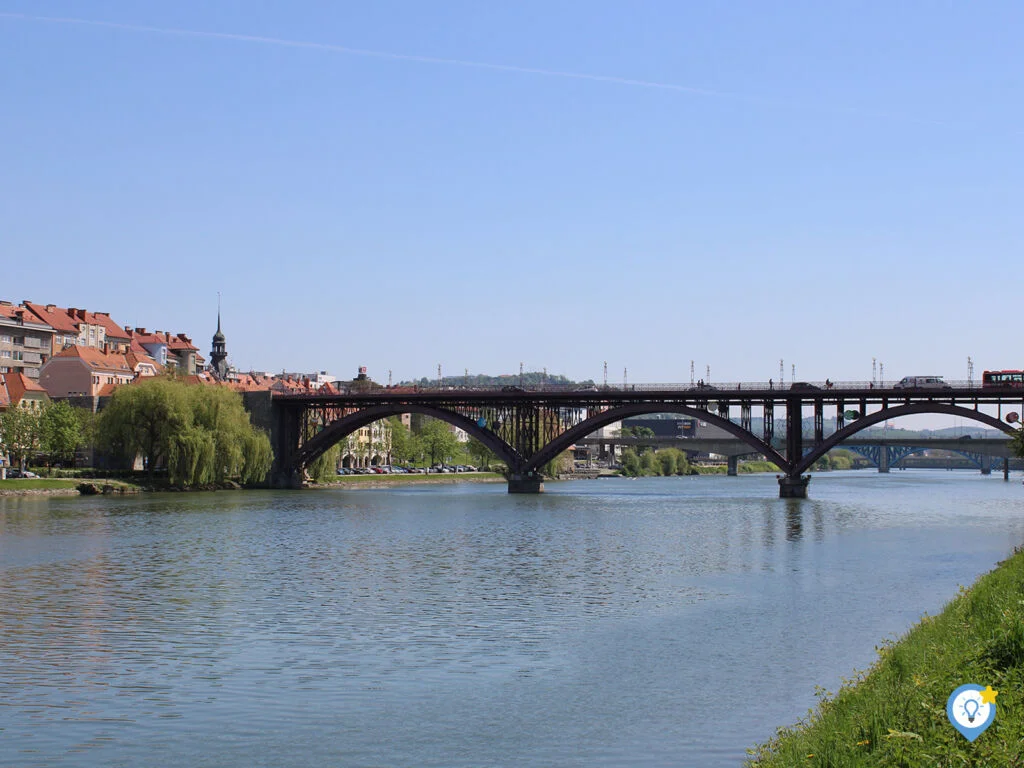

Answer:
[265,383,1023,498]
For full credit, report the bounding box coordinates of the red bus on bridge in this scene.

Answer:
[982,370,1024,387]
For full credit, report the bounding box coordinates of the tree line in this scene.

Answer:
[307,415,501,482]
[0,378,273,486]
[0,400,89,470]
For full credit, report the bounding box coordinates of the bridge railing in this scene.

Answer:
[275,379,1011,397]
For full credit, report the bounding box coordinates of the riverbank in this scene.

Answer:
[0,478,83,496]
[747,547,1024,766]
[312,472,506,490]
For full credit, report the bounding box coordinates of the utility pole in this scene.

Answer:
[779,359,784,387]
[967,356,974,388]
[388,369,392,387]
[624,367,628,389]
[604,361,608,389]
[437,364,442,388]
[519,361,524,387]
[791,363,796,383]
[872,358,877,386]
[690,360,695,386]
[880,362,884,387]
[706,365,711,385]
[465,368,469,387]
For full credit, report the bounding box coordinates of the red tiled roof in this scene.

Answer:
[0,383,9,409]
[53,345,134,374]
[125,350,163,374]
[23,303,86,334]
[1,372,48,406]
[90,312,130,341]
[226,373,276,392]
[0,305,53,330]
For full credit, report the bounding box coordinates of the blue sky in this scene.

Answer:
[2,1,1022,386]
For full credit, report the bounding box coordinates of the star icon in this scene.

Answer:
[980,686,999,705]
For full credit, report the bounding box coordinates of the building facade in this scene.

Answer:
[0,303,56,379]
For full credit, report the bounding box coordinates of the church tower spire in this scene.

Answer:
[210,293,228,378]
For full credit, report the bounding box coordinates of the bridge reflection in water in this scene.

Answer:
[257,380,1024,498]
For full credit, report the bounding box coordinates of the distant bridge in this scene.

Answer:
[256,380,1024,498]
[575,436,1019,477]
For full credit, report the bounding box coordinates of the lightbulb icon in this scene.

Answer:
[963,698,979,723]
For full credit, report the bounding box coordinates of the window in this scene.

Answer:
[0,334,11,343]
[0,350,9,359]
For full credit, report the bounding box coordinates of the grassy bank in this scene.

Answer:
[316,472,506,488]
[0,478,84,492]
[748,548,1024,766]
[694,461,781,475]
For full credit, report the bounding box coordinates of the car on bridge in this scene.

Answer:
[894,376,952,390]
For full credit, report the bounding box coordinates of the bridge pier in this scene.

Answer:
[727,455,739,476]
[1005,457,1010,481]
[778,474,810,499]
[980,454,992,476]
[508,471,544,494]
[878,446,890,473]
[270,468,305,489]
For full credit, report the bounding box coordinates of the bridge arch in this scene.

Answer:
[525,403,788,473]
[293,404,520,471]
[794,403,1015,475]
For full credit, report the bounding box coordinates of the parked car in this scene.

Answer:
[6,469,39,478]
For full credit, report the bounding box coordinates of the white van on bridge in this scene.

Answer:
[893,375,952,389]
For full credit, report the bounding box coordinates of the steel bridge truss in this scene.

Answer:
[269,387,1024,496]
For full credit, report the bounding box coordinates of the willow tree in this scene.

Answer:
[98,377,272,485]
[308,443,341,482]
[98,377,190,476]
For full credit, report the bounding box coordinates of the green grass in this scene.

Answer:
[0,478,84,491]
[694,461,781,475]
[747,548,1024,767]
[318,472,505,485]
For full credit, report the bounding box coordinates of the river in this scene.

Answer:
[1,471,1022,767]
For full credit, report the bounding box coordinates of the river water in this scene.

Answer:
[1,471,1022,767]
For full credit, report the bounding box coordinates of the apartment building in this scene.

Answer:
[0,302,57,379]
[38,346,147,398]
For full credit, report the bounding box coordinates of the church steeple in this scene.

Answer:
[210,294,228,378]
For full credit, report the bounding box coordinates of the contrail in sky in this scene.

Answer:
[0,10,987,130]
[0,11,727,97]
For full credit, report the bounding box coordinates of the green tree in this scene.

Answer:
[621,448,641,477]
[466,437,496,470]
[0,406,43,469]
[657,449,677,477]
[308,443,341,482]
[188,385,271,483]
[98,378,191,476]
[1013,426,1024,460]
[387,416,419,465]
[419,418,460,466]
[640,451,660,476]
[97,378,272,485]
[40,401,82,466]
